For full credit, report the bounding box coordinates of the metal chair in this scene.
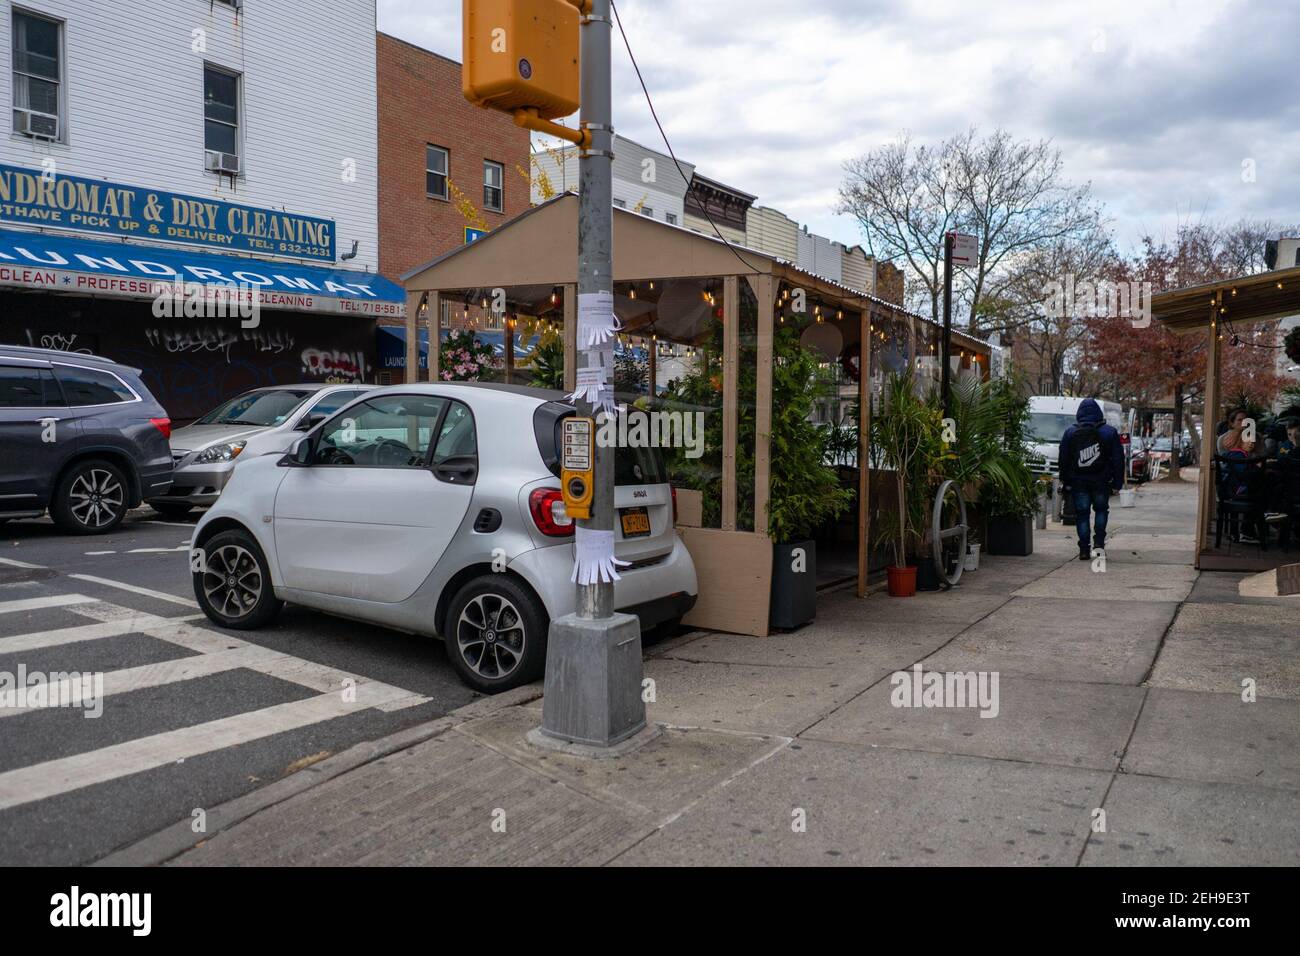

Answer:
[1212,455,1268,551]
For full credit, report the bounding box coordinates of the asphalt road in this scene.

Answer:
[0,508,481,866]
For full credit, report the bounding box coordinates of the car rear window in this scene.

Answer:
[53,365,136,406]
[533,402,668,485]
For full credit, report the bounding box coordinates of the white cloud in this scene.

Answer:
[379,0,1300,252]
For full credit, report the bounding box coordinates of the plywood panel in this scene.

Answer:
[679,527,772,638]
[675,488,703,528]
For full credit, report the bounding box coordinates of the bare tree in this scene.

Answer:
[838,128,1105,333]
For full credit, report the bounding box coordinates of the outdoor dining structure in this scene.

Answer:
[400,194,990,636]
[1152,263,1300,573]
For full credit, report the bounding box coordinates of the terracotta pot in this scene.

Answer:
[887,565,917,598]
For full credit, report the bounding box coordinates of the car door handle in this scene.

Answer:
[434,458,478,483]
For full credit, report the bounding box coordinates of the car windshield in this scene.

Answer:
[196,389,315,427]
[1027,412,1077,443]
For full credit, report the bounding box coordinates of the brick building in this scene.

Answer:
[376,33,531,281]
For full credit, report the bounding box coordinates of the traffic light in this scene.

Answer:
[462,0,581,121]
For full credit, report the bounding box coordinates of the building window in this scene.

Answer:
[666,213,677,226]
[11,11,63,140]
[203,66,240,165]
[613,199,626,209]
[427,145,449,200]
[483,160,504,212]
[641,207,654,218]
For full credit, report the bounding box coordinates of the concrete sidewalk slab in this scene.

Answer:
[802,674,1144,771]
[453,707,788,820]
[1081,773,1300,866]
[920,596,1174,684]
[173,727,653,866]
[639,657,886,737]
[1187,571,1300,607]
[1147,603,1300,700]
[1122,688,1300,791]
[610,740,1108,866]
[1013,561,1197,603]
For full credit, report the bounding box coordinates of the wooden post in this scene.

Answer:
[857,304,873,598]
[647,336,657,398]
[1194,293,1221,568]
[752,274,774,536]
[563,284,577,393]
[404,291,423,384]
[721,276,740,531]
[428,292,441,381]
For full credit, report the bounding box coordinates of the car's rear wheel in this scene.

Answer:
[193,529,283,629]
[51,459,128,534]
[445,575,547,693]
[150,502,194,520]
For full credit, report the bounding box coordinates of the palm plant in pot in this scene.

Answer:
[871,371,946,596]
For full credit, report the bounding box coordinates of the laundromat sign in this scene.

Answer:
[0,163,335,262]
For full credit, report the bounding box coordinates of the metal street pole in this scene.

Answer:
[535,0,648,753]
[941,231,954,418]
[576,0,614,620]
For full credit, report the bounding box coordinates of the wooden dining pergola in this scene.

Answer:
[1152,263,1300,571]
[400,193,988,634]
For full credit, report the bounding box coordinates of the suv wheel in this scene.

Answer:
[193,529,283,629]
[51,459,128,534]
[445,575,547,693]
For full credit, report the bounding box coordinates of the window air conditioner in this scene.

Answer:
[16,109,59,140]
[205,150,241,175]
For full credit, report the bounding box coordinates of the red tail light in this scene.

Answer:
[671,485,678,524]
[529,488,574,537]
[150,417,172,440]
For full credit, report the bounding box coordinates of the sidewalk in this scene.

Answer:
[148,478,1300,866]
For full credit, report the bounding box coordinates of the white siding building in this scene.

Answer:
[0,0,395,420]
[531,134,694,227]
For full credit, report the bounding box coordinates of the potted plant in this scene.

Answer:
[871,372,945,596]
[439,329,497,382]
[663,323,850,627]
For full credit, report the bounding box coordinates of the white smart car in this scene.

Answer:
[189,383,698,692]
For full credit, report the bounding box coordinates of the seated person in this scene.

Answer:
[1280,422,1300,457]
[1216,408,1250,455]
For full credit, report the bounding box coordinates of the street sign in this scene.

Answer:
[464,227,488,244]
[949,231,978,267]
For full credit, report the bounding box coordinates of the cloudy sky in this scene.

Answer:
[378,0,1299,254]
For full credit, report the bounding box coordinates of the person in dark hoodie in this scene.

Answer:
[1058,398,1125,560]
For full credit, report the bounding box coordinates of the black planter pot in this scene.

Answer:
[914,556,941,591]
[986,514,1034,556]
[770,540,817,629]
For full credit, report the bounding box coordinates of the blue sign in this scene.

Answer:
[0,163,336,262]
[0,228,403,316]
[464,227,488,244]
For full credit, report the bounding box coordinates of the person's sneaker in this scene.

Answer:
[1079,544,1091,561]
[1265,512,1286,524]
[1239,533,1260,545]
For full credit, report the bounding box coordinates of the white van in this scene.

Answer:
[1025,396,1125,475]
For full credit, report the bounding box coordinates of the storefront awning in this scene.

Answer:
[0,228,405,317]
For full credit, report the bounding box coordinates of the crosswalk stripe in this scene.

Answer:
[0,594,97,615]
[0,645,285,718]
[0,682,417,811]
[67,574,199,609]
[0,613,208,655]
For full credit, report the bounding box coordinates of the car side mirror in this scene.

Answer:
[296,413,326,432]
[281,436,313,467]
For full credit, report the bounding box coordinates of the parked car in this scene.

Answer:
[147,383,373,519]
[189,383,698,692]
[0,345,172,533]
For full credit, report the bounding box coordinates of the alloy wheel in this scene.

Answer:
[456,593,526,680]
[201,544,264,619]
[68,469,125,529]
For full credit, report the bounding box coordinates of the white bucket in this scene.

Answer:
[963,543,981,571]
[1119,488,1136,508]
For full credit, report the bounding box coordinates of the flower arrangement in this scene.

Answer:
[440,330,496,382]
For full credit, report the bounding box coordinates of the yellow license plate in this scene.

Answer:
[620,509,651,537]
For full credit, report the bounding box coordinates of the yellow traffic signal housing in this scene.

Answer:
[463,0,580,121]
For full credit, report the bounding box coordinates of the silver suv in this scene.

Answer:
[0,345,173,533]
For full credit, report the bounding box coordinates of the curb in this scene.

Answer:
[93,682,544,867]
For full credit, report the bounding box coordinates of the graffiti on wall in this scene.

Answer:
[300,347,369,382]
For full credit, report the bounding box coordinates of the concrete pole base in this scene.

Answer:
[526,723,661,759]
[538,611,646,749]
